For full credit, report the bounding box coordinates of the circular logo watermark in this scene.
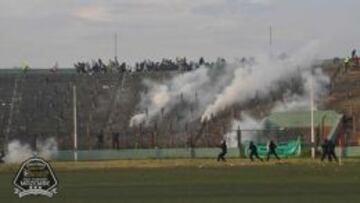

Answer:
[13,156,58,198]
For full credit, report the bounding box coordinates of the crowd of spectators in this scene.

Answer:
[73,57,231,74]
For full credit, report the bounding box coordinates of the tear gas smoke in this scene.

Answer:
[224,113,263,147]
[130,60,236,126]
[3,138,58,163]
[201,42,320,121]
[272,67,329,112]
[130,42,328,129]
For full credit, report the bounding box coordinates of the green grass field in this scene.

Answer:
[0,159,360,203]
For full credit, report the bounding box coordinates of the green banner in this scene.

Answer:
[244,138,301,157]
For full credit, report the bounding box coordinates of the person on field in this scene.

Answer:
[97,131,104,149]
[248,141,263,161]
[266,140,280,161]
[217,140,227,162]
[327,140,338,162]
[0,150,4,163]
[321,139,330,161]
[112,132,120,150]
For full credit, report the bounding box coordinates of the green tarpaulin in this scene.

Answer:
[244,138,301,157]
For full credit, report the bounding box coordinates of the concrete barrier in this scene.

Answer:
[53,148,243,161]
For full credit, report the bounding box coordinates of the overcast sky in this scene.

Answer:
[0,0,359,68]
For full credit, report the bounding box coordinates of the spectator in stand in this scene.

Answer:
[351,49,359,68]
[73,57,233,74]
[199,57,205,66]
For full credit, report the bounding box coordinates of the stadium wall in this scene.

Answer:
[336,146,360,157]
[52,146,360,161]
[52,141,302,161]
[53,148,242,161]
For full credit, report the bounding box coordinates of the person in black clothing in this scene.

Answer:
[0,150,4,163]
[327,140,338,162]
[217,140,227,162]
[321,139,330,161]
[248,141,263,161]
[266,140,280,161]
[97,131,104,149]
[112,132,120,150]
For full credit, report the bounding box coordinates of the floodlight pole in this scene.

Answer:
[73,85,78,161]
[310,75,315,159]
[269,25,272,56]
[114,32,118,61]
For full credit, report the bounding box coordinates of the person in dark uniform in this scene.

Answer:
[327,140,338,162]
[0,150,4,163]
[97,131,104,149]
[248,141,263,161]
[321,139,329,161]
[217,140,227,162]
[112,132,120,150]
[266,140,280,161]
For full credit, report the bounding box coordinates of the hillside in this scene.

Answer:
[324,59,360,145]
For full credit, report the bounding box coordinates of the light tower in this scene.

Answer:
[269,25,273,56]
[114,32,118,61]
[310,74,315,159]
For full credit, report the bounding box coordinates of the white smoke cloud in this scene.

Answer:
[130,62,236,126]
[201,42,320,121]
[224,68,330,147]
[2,141,33,164]
[131,42,328,130]
[225,113,263,147]
[3,138,58,163]
[272,67,330,112]
[223,66,330,147]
